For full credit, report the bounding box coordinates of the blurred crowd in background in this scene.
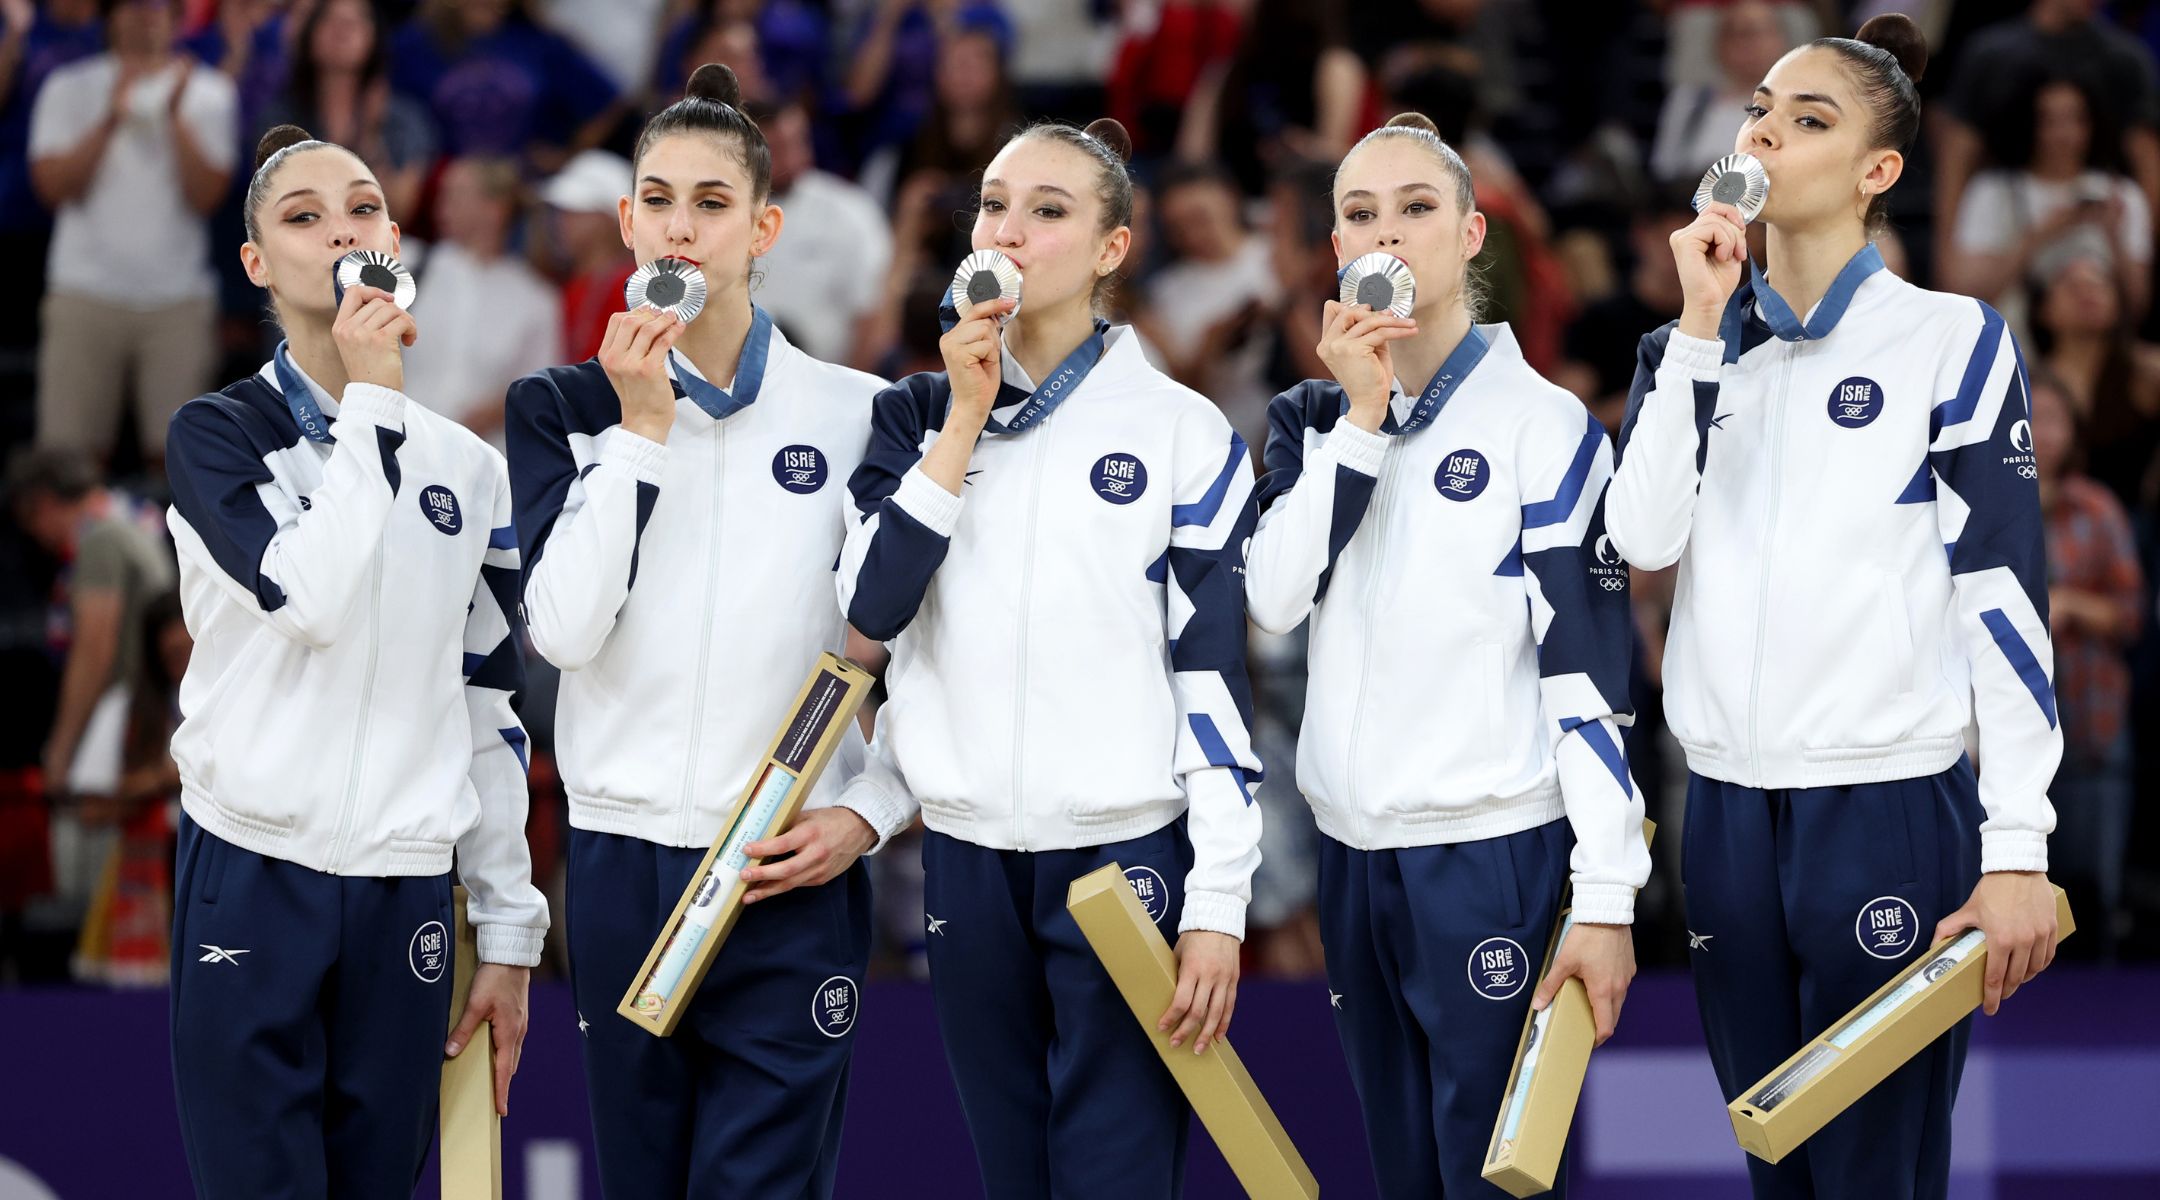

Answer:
[5,0,2160,988]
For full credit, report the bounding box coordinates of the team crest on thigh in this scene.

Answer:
[1124,865,1169,925]
[409,920,448,983]
[1467,936,1528,1000]
[813,975,859,1038]
[419,485,463,534]
[1856,895,1921,959]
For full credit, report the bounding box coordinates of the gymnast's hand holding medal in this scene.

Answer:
[1320,252,1422,433]
[1673,152,1770,342]
[942,248,1023,424]
[328,250,419,393]
[603,256,701,444]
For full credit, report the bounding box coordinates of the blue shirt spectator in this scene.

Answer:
[389,0,619,160]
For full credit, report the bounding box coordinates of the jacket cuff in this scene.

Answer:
[893,465,964,537]
[475,923,546,968]
[1569,882,1637,927]
[1325,419,1388,476]
[601,428,669,485]
[1179,889,1247,942]
[1660,329,1725,379]
[338,382,408,432]
[833,775,917,855]
[1981,828,2049,874]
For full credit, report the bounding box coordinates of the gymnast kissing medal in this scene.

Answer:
[332,250,416,309]
[949,249,1023,323]
[1695,153,1771,224]
[624,256,709,323]
[1337,252,1417,319]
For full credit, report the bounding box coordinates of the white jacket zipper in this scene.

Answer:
[328,540,386,873]
[1344,445,1395,847]
[1010,425,1052,850]
[678,419,725,845]
[1747,345,1795,783]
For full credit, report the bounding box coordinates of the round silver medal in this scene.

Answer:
[950,249,1023,322]
[1337,252,1417,319]
[624,256,709,323]
[1694,153,1771,224]
[332,250,417,309]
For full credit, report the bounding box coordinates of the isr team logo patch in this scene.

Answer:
[1827,377,1885,428]
[409,920,448,983]
[1124,865,1170,925]
[420,485,463,534]
[1092,453,1147,504]
[1436,449,1489,501]
[1467,936,1529,1000]
[1856,895,1921,959]
[813,975,859,1038]
[772,445,828,493]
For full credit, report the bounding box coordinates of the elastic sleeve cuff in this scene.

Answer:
[474,923,546,968]
[1569,882,1638,927]
[1660,330,1725,379]
[1178,889,1248,941]
[892,465,964,537]
[1981,828,2049,874]
[600,428,669,485]
[337,383,408,432]
[833,775,917,855]
[1324,419,1388,476]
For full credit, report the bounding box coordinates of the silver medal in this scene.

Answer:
[624,256,709,323]
[950,249,1023,322]
[1694,153,1771,224]
[332,250,417,309]
[1337,252,1417,319]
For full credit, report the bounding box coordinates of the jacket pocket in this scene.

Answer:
[1881,572,1915,695]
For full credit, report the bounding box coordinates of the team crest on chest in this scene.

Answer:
[773,445,829,493]
[1827,377,1885,428]
[1436,449,1489,501]
[1091,453,1147,504]
[419,485,463,534]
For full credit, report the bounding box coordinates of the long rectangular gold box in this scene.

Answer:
[1729,886,2074,1163]
[440,885,500,1200]
[616,654,875,1036]
[1067,863,1320,1200]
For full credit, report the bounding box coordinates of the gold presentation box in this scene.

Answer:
[616,653,875,1037]
[1729,885,2075,1163]
[1483,820,1654,1197]
[440,885,499,1200]
[1067,863,1321,1199]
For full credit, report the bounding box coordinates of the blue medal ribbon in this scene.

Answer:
[982,319,1108,435]
[669,305,774,420]
[273,340,336,444]
[1345,325,1493,436]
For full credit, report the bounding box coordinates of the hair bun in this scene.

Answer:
[1855,13,1927,84]
[686,63,742,108]
[1083,118,1132,163]
[254,124,315,171]
[1384,112,1442,136]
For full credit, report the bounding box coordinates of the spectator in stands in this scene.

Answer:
[1133,160,1279,446]
[260,0,438,227]
[2030,255,2160,508]
[1649,1,1793,190]
[401,155,560,440]
[1935,0,2160,283]
[389,0,622,170]
[1947,75,2150,334]
[1106,0,1241,162]
[752,98,893,368]
[656,0,830,113]
[2031,369,2143,957]
[842,0,1010,173]
[1002,0,1114,119]
[1557,193,1693,432]
[28,0,236,472]
[538,147,634,364]
[1177,0,1365,195]
[0,0,101,413]
[179,0,291,134]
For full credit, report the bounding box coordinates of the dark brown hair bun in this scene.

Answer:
[254,124,315,172]
[687,63,742,108]
[1855,12,1928,84]
[1384,112,1441,135]
[1083,118,1132,163]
